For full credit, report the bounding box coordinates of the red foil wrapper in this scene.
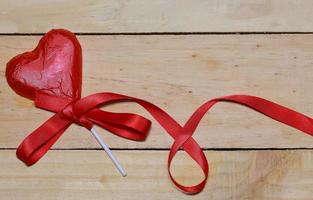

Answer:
[6,29,82,101]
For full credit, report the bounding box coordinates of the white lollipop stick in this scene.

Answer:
[90,127,127,177]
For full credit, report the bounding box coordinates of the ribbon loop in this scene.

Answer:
[35,91,152,140]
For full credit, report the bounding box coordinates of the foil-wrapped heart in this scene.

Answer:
[6,29,82,101]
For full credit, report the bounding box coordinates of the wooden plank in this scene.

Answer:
[1,34,313,149]
[0,150,312,200]
[1,0,313,33]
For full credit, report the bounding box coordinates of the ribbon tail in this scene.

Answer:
[217,95,313,136]
[16,113,71,166]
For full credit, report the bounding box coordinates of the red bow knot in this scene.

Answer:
[61,100,93,130]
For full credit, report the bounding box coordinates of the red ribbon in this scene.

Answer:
[17,92,313,194]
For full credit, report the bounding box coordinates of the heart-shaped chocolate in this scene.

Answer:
[6,29,82,101]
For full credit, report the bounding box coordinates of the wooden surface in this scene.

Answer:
[1,0,313,33]
[1,1,313,200]
[1,150,313,200]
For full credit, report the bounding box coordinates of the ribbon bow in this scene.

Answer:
[17,92,313,194]
[17,92,152,165]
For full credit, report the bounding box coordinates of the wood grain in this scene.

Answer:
[0,150,312,200]
[1,34,313,149]
[2,1,313,199]
[1,0,313,33]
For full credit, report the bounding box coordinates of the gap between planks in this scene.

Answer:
[2,32,313,36]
